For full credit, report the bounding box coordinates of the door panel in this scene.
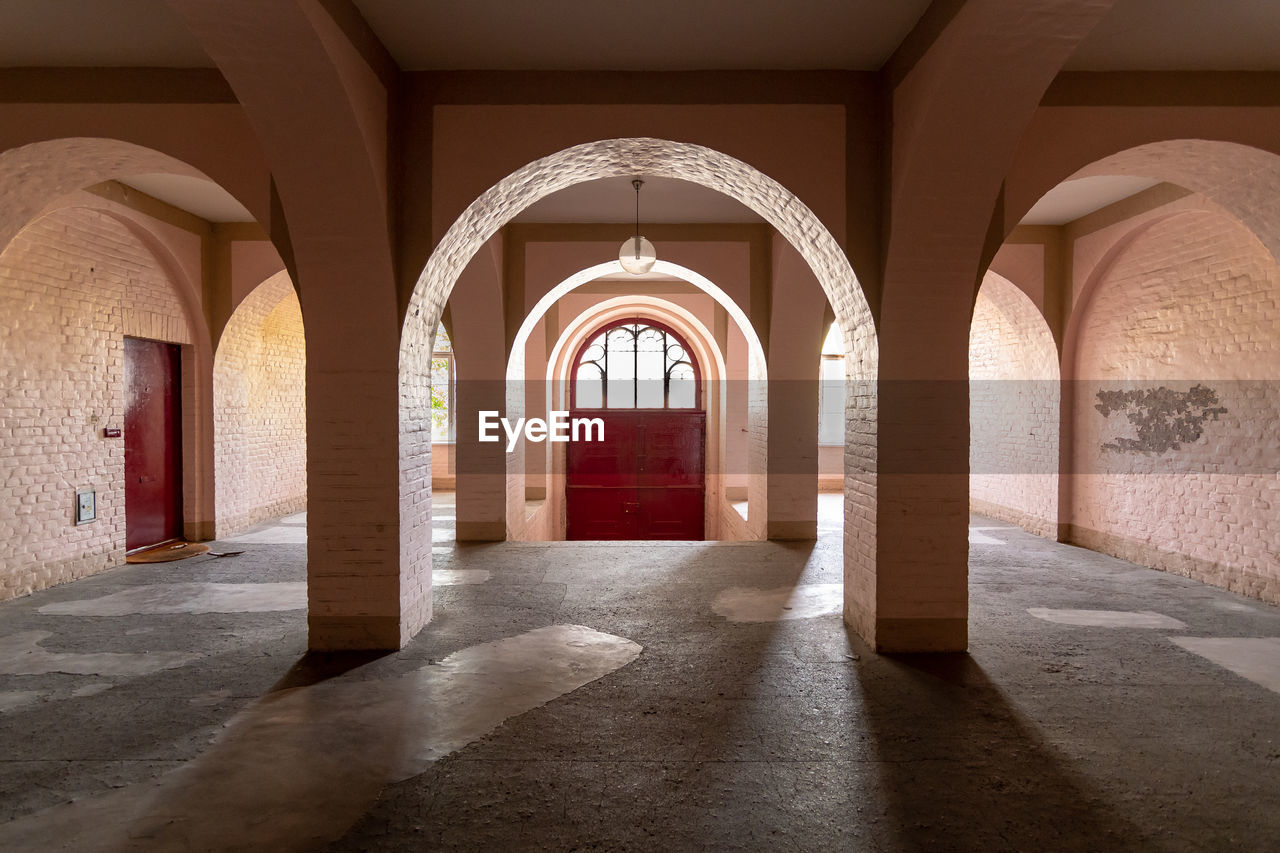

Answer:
[566,487,639,540]
[567,409,704,540]
[124,337,182,552]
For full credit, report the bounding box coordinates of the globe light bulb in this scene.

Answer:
[619,236,656,275]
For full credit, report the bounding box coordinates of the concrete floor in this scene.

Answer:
[0,495,1278,850]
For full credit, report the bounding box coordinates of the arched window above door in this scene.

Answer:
[572,319,700,410]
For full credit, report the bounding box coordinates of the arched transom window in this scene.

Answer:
[573,319,700,409]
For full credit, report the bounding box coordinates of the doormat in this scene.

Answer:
[126,542,210,563]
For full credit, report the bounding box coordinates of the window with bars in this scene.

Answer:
[573,320,700,410]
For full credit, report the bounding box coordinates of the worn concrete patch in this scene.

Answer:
[39,583,308,616]
[224,526,307,544]
[70,682,114,698]
[712,583,843,622]
[0,631,197,676]
[0,624,641,852]
[0,691,41,713]
[433,569,490,585]
[1027,608,1187,629]
[39,574,486,620]
[1169,636,1280,695]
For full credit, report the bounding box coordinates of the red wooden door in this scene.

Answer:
[566,410,704,540]
[124,337,183,552]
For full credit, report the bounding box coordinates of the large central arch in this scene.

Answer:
[400,137,878,643]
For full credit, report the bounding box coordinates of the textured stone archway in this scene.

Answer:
[0,138,211,256]
[1070,141,1280,264]
[401,137,877,642]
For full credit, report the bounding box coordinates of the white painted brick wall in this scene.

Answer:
[0,207,190,601]
[213,271,306,537]
[1074,210,1280,603]
[969,272,1060,536]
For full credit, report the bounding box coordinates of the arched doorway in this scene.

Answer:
[566,318,705,540]
[402,137,878,643]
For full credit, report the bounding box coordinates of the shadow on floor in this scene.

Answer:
[853,644,1149,850]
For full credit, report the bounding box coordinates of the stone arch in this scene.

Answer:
[1013,140,1280,264]
[968,271,1060,538]
[525,296,733,542]
[504,259,767,542]
[0,137,224,255]
[213,271,307,538]
[401,137,877,635]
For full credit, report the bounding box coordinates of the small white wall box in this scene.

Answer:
[75,489,96,525]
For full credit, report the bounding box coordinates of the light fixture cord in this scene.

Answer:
[633,179,643,257]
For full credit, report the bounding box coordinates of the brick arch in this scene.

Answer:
[404,138,875,362]
[968,272,1060,537]
[400,137,878,638]
[500,261,769,543]
[1011,140,1280,264]
[0,137,219,256]
[517,295,741,543]
[213,272,307,538]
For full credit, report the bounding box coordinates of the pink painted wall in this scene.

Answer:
[1071,209,1280,603]
[0,207,191,600]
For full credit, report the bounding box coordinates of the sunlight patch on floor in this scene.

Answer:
[712,583,843,622]
[0,625,641,851]
[1027,608,1186,629]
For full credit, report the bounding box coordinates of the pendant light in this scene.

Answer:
[618,178,656,275]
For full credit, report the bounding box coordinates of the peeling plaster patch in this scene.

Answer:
[969,529,1007,546]
[1095,384,1227,454]
[225,526,307,544]
[1170,637,1280,695]
[0,631,196,676]
[38,583,307,616]
[0,625,641,851]
[713,583,842,622]
[1027,608,1187,629]
[434,569,490,585]
[0,691,41,713]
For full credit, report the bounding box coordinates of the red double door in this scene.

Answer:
[124,337,183,552]
[566,409,705,540]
